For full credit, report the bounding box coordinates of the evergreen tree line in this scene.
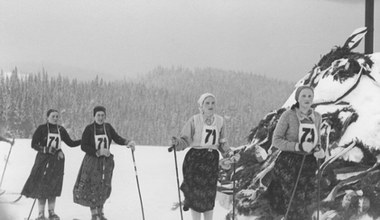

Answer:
[0,67,294,146]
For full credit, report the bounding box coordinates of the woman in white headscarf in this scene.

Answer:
[171,93,236,220]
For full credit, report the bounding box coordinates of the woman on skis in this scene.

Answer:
[21,109,81,220]
[73,106,136,220]
[269,85,325,219]
[171,93,237,220]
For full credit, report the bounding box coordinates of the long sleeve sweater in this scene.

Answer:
[31,123,81,152]
[175,114,230,155]
[272,108,322,152]
[81,122,129,156]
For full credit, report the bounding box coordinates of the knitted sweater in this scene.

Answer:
[272,108,322,152]
[81,122,129,157]
[176,114,230,154]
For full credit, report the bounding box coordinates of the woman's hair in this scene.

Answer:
[46,109,58,117]
[93,106,106,116]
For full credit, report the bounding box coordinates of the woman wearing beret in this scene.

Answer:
[269,85,325,220]
[73,106,136,220]
[171,93,237,220]
[21,109,81,220]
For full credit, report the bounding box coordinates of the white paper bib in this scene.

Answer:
[47,132,61,150]
[200,124,219,147]
[298,122,318,147]
[95,133,110,156]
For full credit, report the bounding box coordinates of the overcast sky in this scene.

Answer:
[0,0,379,81]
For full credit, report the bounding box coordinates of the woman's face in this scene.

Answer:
[298,88,314,110]
[47,111,59,124]
[201,96,216,116]
[95,111,106,124]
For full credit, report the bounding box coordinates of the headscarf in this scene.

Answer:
[197,93,216,107]
[294,85,314,101]
[197,93,216,114]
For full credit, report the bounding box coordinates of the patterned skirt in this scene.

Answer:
[21,152,65,198]
[73,154,115,207]
[180,148,220,212]
[267,152,317,220]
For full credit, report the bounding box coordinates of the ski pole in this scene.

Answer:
[168,145,184,220]
[130,149,145,220]
[284,154,306,220]
[232,157,236,220]
[0,137,15,189]
[26,199,37,220]
[317,158,321,220]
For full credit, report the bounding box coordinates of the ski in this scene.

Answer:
[0,194,22,204]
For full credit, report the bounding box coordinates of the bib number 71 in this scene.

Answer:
[205,129,216,145]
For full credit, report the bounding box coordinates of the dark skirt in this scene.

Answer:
[180,148,220,212]
[21,152,65,198]
[73,154,115,207]
[267,152,317,220]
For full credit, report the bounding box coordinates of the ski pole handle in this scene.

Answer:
[168,145,175,152]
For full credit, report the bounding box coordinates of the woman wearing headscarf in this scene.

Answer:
[21,109,81,220]
[171,93,238,220]
[73,106,136,220]
[269,85,325,220]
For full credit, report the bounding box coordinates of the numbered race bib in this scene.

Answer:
[200,125,219,147]
[298,123,318,148]
[95,134,110,156]
[47,132,61,151]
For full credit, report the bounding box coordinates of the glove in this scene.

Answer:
[57,151,65,160]
[168,137,178,152]
[313,146,326,159]
[126,140,136,151]
[300,142,315,153]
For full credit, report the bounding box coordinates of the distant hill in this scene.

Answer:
[0,66,294,146]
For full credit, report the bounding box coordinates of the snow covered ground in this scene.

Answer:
[0,139,230,220]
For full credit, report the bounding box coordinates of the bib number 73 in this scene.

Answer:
[300,127,315,144]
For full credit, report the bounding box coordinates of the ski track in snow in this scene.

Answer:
[0,140,229,220]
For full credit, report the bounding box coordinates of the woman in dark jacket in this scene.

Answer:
[73,106,135,220]
[22,109,81,220]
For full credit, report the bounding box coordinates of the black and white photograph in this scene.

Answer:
[1,0,380,219]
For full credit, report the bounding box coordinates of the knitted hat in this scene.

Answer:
[294,85,314,101]
[197,93,216,107]
[93,106,106,116]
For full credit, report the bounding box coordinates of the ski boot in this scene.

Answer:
[48,210,60,220]
[183,200,189,211]
[99,213,108,220]
[35,212,47,220]
[91,214,101,220]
